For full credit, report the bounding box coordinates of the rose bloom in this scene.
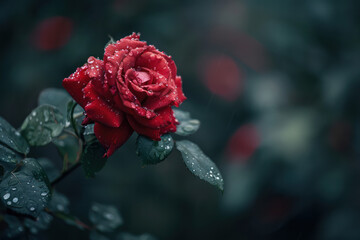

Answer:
[63,33,186,156]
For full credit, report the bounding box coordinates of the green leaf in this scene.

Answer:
[89,202,123,232]
[176,140,224,192]
[22,191,68,234]
[2,215,25,239]
[136,134,174,165]
[0,158,52,217]
[173,109,200,136]
[0,144,22,170]
[24,211,53,233]
[21,105,65,146]
[84,124,96,142]
[81,141,107,178]
[0,116,30,155]
[53,133,81,165]
[38,88,71,116]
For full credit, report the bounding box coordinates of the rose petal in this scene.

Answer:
[120,47,148,73]
[153,49,178,78]
[85,99,124,128]
[127,107,177,140]
[136,51,171,79]
[62,65,90,108]
[124,69,155,101]
[143,88,177,110]
[104,50,127,87]
[127,115,161,140]
[115,77,157,119]
[133,107,175,128]
[86,56,104,79]
[174,76,186,106]
[94,121,133,157]
[104,33,145,57]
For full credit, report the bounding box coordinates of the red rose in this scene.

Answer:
[63,33,186,156]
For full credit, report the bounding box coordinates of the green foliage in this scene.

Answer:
[84,124,96,142]
[89,202,123,232]
[136,134,174,165]
[2,215,25,239]
[20,105,65,146]
[0,144,22,170]
[81,141,107,178]
[38,88,72,116]
[0,158,51,217]
[176,140,224,192]
[24,211,53,233]
[0,117,29,155]
[173,109,200,136]
[53,133,81,165]
[0,86,213,240]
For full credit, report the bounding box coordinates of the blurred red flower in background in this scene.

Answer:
[226,124,260,162]
[32,16,73,51]
[199,54,244,101]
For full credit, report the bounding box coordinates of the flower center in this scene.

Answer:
[133,71,151,85]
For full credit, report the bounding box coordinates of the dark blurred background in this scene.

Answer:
[1,0,360,239]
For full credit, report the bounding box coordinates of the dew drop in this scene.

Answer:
[3,193,10,200]
[12,197,18,203]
